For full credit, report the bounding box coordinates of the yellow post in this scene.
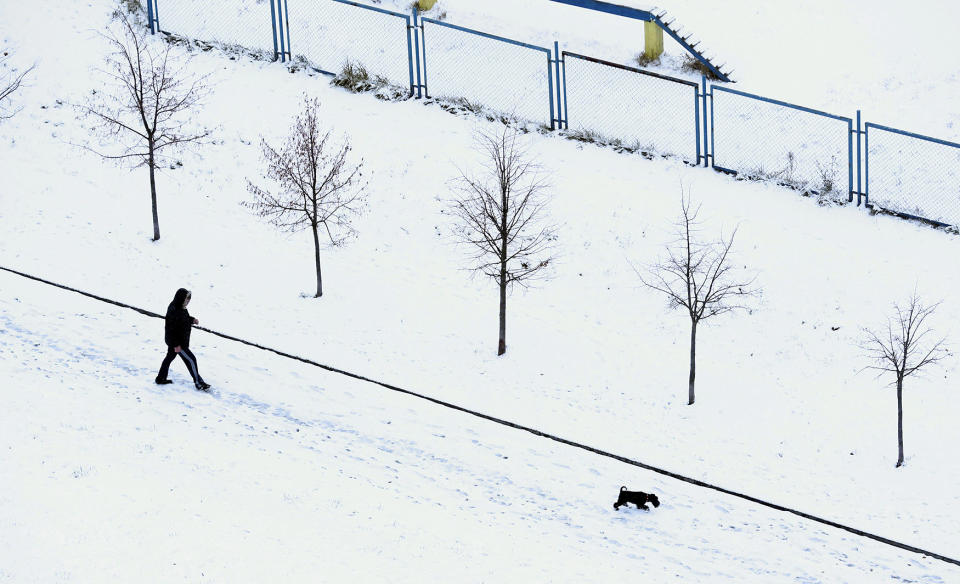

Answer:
[644,21,664,60]
[417,0,437,10]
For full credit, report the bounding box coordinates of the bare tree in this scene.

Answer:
[80,11,210,241]
[638,193,759,405]
[862,292,948,467]
[246,96,367,298]
[0,52,34,121]
[450,125,556,356]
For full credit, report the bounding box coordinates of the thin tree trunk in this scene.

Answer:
[149,143,160,241]
[498,184,508,356]
[312,223,323,298]
[498,263,507,356]
[896,376,904,467]
[688,319,697,405]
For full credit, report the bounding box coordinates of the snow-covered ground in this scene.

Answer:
[2,0,960,581]
[152,0,960,221]
[3,271,958,582]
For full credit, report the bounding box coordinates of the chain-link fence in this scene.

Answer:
[562,52,699,162]
[286,0,413,90]
[145,0,960,229]
[421,19,553,127]
[865,124,960,226]
[712,86,852,201]
[155,0,276,53]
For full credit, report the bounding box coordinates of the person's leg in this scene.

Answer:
[177,347,205,387]
[156,347,177,383]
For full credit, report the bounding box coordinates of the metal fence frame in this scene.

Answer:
[708,85,854,203]
[864,122,960,227]
[145,0,158,34]
[144,0,960,230]
[560,51,701,164]
[151,0,288,61]
[419,17,556,129]
[275,0,291,62]
[285,0,415,93]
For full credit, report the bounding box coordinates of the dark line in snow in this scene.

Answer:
[2,263,957,568]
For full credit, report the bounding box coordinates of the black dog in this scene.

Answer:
[613,486,660,511]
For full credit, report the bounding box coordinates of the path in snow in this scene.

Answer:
[1,270,956,582]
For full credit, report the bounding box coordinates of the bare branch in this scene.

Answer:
[245,95,368,295]
[448,124,557,354]
[81,11,210,164]
[639,190,759,324]
[449,124,557,291]
[0,54,35,120]
[862,292,949,382]
[636,188,760,404]
[860,290,949,467]
[73,10,211,240]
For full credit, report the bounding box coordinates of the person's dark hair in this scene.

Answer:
[172,288,191,308]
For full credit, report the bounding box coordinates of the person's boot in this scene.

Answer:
[195,381,211,391]
[155,377,173,385]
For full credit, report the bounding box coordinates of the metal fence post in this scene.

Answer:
[269,0,279,61]
[847,118,854,203]
[694,81,701,165]
[405,12,415,96]
[701,75,709,167]
[864,124,870,207]
[554,41,564,129]
[284,0,292,62]
[709,79,716,170]
[146,0,155,34]
[856,109,863,206]
[277,0,287,62]
[148,0,160,34]
[561,50,569,129]
[547,52,556,129]
[414,7,424,98]
[420,15,429,98]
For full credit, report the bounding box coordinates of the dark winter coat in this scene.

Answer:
[164,288,194,348]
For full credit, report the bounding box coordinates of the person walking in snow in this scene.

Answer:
[155,288,210,391]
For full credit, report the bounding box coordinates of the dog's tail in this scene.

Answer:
[620,486,627,491]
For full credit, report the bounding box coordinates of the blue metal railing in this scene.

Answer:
[553,41,565,130]
[561,51,699,162]
[420,18,555,128]
[277,0,290,62]
[145,0,158,34]
[284,0,412,91]
[143,0,960,230]
[152,0,277,56]
[710,85,854,202]
[864,122,960,227]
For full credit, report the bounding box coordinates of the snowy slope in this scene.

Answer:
[2,270,958,582]
[2,0,960,580]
